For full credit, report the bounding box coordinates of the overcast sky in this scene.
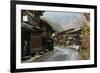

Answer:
[41,11,82,29]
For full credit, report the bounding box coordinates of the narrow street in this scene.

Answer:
[21,10,90,63]
[31,46,81,62]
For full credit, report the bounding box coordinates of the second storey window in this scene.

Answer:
[23,15,28,22]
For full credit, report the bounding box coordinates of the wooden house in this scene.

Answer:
[53,28,81,47]
[21,10,54,60]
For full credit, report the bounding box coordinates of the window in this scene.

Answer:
[23,15,28,22]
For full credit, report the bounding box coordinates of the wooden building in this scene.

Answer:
[66,28,81,45]
[21,10,54,60]
[53,28,81,47]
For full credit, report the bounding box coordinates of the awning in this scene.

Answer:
[21,22,43,33]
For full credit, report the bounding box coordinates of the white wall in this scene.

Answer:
[0,0,99,73]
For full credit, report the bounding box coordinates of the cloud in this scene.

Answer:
[42,11,81,26]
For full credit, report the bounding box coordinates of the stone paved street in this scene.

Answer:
[30,46,81,62]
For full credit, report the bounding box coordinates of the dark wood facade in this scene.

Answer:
[53,28,81,47]
[66,28,81,45]
[21,10,54,60]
